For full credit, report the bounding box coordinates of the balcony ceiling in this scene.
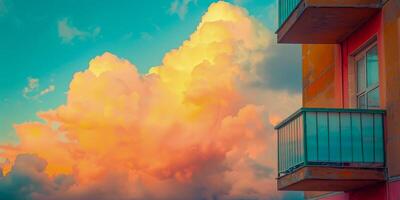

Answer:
[277,166,385,191]
[277,1,381,44]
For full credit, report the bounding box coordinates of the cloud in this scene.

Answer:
[0,154,75,200]
[57,18,101,44]
[168,0,197,20]
[2,2,301,200]
[22,77,39,98]
[22,77,56,100]
[37,85,56,97]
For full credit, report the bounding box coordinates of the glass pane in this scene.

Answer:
[282,126,288,170]
[357,58,366,93]
[374,114,384,163]
[362,113,374,162]
[317,112,329,162]
[351,113,363,162]
[367,87,380,108]
[293,118,300,165]
[278,129,281,172]
[358,94,367,109]
[283,126,287,171]
[289,121,293,168]
[367,46,379,87]
[306,112,318,162]
[329,113,341,162]
[340,113,353,162]
[299,115,304,163]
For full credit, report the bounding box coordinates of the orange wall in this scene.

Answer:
[381,0,400,178]
[302,44,342,108]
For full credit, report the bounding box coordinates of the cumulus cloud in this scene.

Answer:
[22,77,56,100]
[0,154,75,200]
[2,2,301,200]
[168,0,197,20]
[57,18,101,44]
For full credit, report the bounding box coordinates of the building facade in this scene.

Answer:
[275,0,400,199]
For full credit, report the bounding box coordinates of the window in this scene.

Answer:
[355,44,380,109]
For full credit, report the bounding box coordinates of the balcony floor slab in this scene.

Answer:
[277,2,381,43]
[277,166,386,191]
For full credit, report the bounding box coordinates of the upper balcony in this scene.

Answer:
[275,108,386,191]
[277,0,383,43]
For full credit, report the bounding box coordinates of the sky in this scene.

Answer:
[0,0,302,199]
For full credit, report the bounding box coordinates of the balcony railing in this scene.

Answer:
[275,108,385,178]
[278,0,301,27]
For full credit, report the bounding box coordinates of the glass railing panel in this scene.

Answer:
[340,113,352,162]
[317,112,329,162]
[305,112,317,162]
[351,113,363,162]
[304,110,385,165]
[362,113,375,162]
[278,0,301,27]
[276,108,384,177]
[328,112,341,162]
[374,114,384,163]
[277,113,305,176]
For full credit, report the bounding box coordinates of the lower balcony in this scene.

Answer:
[275,108,386,191]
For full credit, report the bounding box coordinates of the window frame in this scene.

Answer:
[354,42,380,109]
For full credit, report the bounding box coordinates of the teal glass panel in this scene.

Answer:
[280,127,284,172]
[287,125,290,168]
[282,126,286,171]
[293,119,297,165]
[357,58,366,93]
[367,87,380,108]
[289,122,293,168]
[340,113,353,162]
[293,118,297,165]
[329,113,341,162]
[317,112,329,161]
[278,129,281,172]
[362,113,374,162]
[299,115,304,163]
[306,112,318,162]
[278,0,301,26]
[351,113,363,162]
[367,46,379,87]
[283,125,287,171]
[374,114,384,163]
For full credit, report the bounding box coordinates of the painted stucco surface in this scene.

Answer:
[382,0,400,178]
[302,44,341,108]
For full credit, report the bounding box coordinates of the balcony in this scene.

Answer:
[277,0,382,43]
[275,108,386,191]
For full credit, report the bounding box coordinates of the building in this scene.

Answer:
[274,0,400,199]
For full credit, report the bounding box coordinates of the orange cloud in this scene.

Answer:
[0,2,301,200]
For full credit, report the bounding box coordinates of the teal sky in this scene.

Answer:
[0,0,278,143]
